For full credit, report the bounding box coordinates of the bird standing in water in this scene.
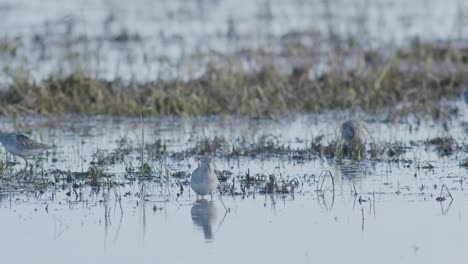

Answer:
[190,155,219,200]
[341,120,368,159]
[341,120,366,144]
[0,131,53,169]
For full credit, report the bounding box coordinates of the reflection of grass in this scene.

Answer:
[0,43,466,117]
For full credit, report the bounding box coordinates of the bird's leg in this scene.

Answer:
[218,194,228,212]
[210,193,213,201]
[196,194,199,201]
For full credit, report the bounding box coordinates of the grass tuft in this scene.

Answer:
[0,42,466,117]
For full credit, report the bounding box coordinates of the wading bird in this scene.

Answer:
[190,155,219,200]
[0,131,53,169]
[341,120,366,144]
[341,120,368,159]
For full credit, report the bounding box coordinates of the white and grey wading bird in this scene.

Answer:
[0,131,53,168]
[341,120,370,158]
[190,156,219,200]
[341,120,366,144]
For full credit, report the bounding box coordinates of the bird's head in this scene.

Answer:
[200,155,215,171]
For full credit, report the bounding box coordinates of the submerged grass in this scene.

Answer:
[0,42,467,117]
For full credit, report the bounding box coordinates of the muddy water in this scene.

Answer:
[0,99,466,263]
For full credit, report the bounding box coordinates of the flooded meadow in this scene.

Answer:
[0,98,467,263]
[0,0,468,263]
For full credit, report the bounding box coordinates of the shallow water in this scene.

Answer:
[2,189,468,264]
[0,99,466,263]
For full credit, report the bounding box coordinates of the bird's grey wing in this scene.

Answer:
[191,167,206,182]
[191,167,201,178]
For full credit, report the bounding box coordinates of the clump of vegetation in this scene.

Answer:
[261,174,299,194]
[106,138,132,164]
[216,170,234,182]
[139,162,153,177]
[172,170,190,179]
[342,140,366,160]
[368,141,407,160]
[321,140,341,159]
[385,142,407,158]
[88,165,104,187]
[369,142,380,159]
[0,160,5,177]
[459,157,468,168]
[230,136,290,158]
[321,138,365,161]
[248,136,290,157]
[0,42,466,117]
[175,130,462,162]
[195,136,229,155]
[182,135,291,158]
[427,136,455,155]
[264,174,277,194]
[310,135,326,156]
[146,139,167,160]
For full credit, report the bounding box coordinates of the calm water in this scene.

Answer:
[2,189,467,264]
[0,98,466,263]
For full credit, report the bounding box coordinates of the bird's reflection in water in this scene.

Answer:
[335,160,376,197]
[338,160,375,180]
[191,200,218,240]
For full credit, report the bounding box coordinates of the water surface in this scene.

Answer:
[0,100,467,263]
